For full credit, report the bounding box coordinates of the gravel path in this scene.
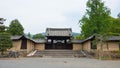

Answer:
[0,58,120,68]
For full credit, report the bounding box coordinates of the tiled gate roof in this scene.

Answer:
[46,28,72,37]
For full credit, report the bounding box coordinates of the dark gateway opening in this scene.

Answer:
[21,36,27,49]
[45,28,73,50]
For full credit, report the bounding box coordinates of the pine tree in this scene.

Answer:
[8,19,24,35]
[0,18,12,55]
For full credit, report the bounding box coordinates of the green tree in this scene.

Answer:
[27,32,32,39]
[80,0,111,38]
[108,17,120,36]
[0,33,12,55]
[0,18,5,24]
[8,19,24,35]
[0,18,12,55]
[0,18,6,32]
[74,35,83,40]
[117,13,120,18]
[33,33,45,39]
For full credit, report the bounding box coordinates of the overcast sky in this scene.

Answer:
[0,0,120,34]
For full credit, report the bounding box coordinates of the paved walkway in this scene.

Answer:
[0,58,120,68]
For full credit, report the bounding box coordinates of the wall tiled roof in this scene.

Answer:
[107,36,120,41]
[82,34,120,43]
[32,39,46,43]
[10,34,120,44]
[71,40,83,44]
[11,35,46,43]
[11,35,23,40]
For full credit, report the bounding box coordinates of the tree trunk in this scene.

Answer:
[1,51,4,55]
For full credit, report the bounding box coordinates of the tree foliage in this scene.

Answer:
[0,18,6,32]
[117,13,120,18]
[33,33,45,39]
[0,18,13,55]
[0,25,5,32]
[108,17,120,36]
[0,33,12,55]
[27,32,32,39]
[80,0,111,38]
[8,19,24,35]
[74,35,83,40]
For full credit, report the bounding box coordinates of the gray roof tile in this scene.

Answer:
[107,36,120,41]
[11,35,23,40]
[11,35,46,43]
[32,39,46,43]
[71,40,83,44]
[46,28,72,36]
[82,34,120,43]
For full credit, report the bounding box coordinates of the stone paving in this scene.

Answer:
[0,58,120,68]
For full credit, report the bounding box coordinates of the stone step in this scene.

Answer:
[35,52,81,54]
[33,50,85,58]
